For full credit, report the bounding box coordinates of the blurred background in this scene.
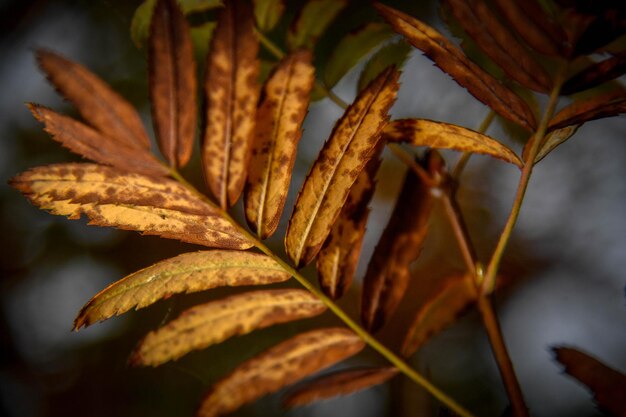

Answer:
[1,1,625,416]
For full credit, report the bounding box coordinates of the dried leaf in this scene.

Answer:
[358,40,412,93]
[11,163,251,250]
[446,0,551,92]
[253,0,285,32]
[402,274,477,357]
[36,50,151,150]
[131,289,325,366]
[285,67,400,268]
[284,367,398,408]
[553,347,626,417]
[529,125,580,164]
[286,0,348,50]
[561,51,626,95]
[197,328,365,417]
[383,118,523,168]
[375,3,537,131]
[548,90,626,130]
[149,0,197,168]
[361,158,433,332]
[324,22,395,89]
[203,0,260,208]
[316,151,382,300]
[245,50,315,239]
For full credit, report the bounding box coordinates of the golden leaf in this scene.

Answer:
[202,0,260,208]
[548,90,626,130]
[245,50,315,239]
[383,118,523,168]
[131,289,325,366]
[28,104,168,177]
[149,0,197,168]
[197,328,365,417]
[283,367,398,408]
[36,50,151,150]
[74,250,289,329]
[374,2,537,131]
[10,163,252,251]
[285,67,400,268]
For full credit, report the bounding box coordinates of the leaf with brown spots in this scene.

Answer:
[402,274,477,357]
[244,50,315,239]
[316,150,382,300]
[202,0,260,208]
[375,3,537,131]
[36,49,151,150]
[253,0,285,32]
[131,289,325,366]
[553,347,626,417]
[283,367,398,408]
[74,250,290,329]
[548,90,626,130]
[197,328,365,417]
[562,51,626,95]
[361,156,434,332]
[10,163,252,251]
[149,0,197,168]
[28,104,168,177]
[383,118,523,168]
[285,67,399,268]
[446,0,551,92]
[286,0,348,51]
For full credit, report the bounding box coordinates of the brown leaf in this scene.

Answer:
[285,67,399,268]
[10,163,252,250]
[316,149,382,299]
[402,274,477,357]
[131,289,325,366]
[374,3,536,131]
[562,51,626,95]
[36,49,151,150]
[548,90,626,130]
[361,156,434,332]
[28,104,168,177]
[197,328,365,417]
[203,0,260,208]
[283,367,398,408]
[383,118,523,168]
[245,50,315,239]
[149,0,197,168]
[527,124,580,164]
[446,0,551,92]
[553,347,626,417]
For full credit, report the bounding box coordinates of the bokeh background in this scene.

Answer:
[1,1,625,416]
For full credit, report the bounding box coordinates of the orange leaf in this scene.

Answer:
[202,0,260,208]
[548,90,626,130]
[374,2,536,131]
[149,0,197,168]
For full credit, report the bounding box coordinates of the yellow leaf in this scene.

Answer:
[74,250,290,329]
[131,289,325,366]
[197,328,365,417]
[285,67,400,268]
[245,50,315,239]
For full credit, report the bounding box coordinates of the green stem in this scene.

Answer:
[254,27,285,60]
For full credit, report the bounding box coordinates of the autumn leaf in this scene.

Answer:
[197,328,365,417]
[358,40,412,93]
[548,90,626,130]
[446,0,551,92]
[553,347,626,417]
[285,67,400,268]
[244,50,315,239]
[36,50,151,150]
[316,150,382,300]
[149,0,197,168]
[527,125,580,164]
[203,0,260,208]
[283,367,398,408]
[131,289,325,366]
[383,118,523,168]
[561,51,626,95]
[11,163,252,251]
[402,274,477,357]
[74,250,289,329]
[375,2,537,131]
[287,0,348,51]
[361,157,433,332]
[253,0,285,32]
